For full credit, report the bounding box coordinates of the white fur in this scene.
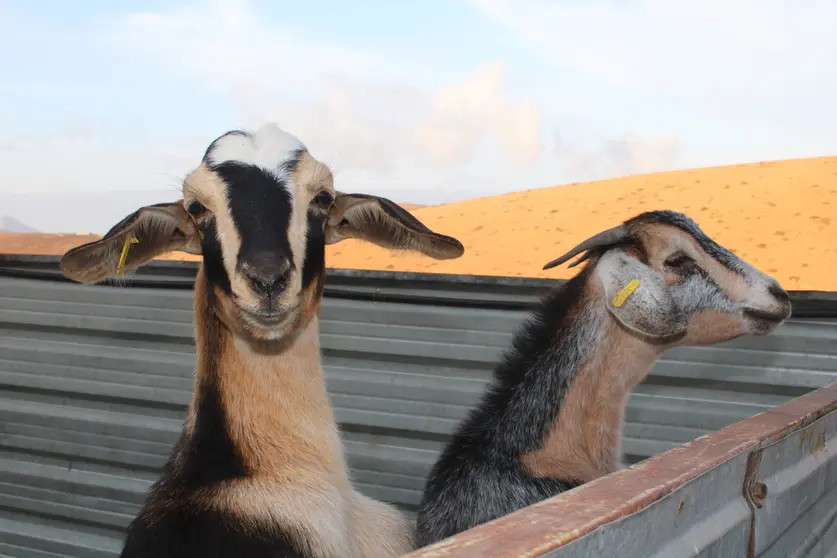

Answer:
[207,123,307,197]
[742,279,788,316]
[200,124,311,318]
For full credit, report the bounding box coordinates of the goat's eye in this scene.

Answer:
[313,190,334,209]
[186,200,206,216]
[664,253,695,270]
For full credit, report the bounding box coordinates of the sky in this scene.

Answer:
[1,0,836,233]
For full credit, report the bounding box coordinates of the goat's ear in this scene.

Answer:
[325,192,464,260]
[595,250,687,339]
[60,201,201,285]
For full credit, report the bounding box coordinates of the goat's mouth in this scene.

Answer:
[238,304,300,327]
[743,306,790,329]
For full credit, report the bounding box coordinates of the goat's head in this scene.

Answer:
[60,123,464,341]
[543,210,792,346]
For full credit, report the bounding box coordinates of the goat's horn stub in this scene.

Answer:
[542,225,629,270]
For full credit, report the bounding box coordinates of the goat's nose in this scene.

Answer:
[240,254,292,295]
[768,282,790,303]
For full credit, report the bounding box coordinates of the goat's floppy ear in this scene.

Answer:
[325,192,464,259]
[595,249,687,339]
[60,201,201,285]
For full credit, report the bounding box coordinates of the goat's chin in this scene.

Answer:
[236,304,302,342]
[743,316,787,336]
[742,307,790,336]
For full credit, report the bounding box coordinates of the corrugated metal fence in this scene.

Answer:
[0,255,836,557]
[406,382,837,558]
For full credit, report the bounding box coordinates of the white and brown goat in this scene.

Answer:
[59,124,464,558]
[415,210,792,546]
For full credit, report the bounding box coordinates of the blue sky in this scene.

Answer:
[1,0,836,232]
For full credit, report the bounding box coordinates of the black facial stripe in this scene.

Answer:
[200,219,232,294]
[213,162,294,266]
[279,148,307,175]
[627,210,746,273]
[691,261,712,281]
[302,210,326,289]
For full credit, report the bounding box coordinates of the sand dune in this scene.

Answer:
[326,156,836,291]
[2,157,834,290]
[0,233,202,262]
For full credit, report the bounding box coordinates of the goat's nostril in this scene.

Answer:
[274,266,292,287]
[768,283,790,303]
[240,257,292,295]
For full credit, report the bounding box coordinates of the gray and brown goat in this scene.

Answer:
[59,124,464,558]
[415,209,791,546]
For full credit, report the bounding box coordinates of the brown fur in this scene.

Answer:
[636,224,755,345]
[60,126,465,557]
[185,267,413,557]
[416,209,786,548]
[176,153,416,556]
[639,224,750,302]
[520,286,660,483]
[521,220,786,484]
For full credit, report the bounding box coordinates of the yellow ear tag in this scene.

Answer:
[116,236,139,275]
[611,279,640,308]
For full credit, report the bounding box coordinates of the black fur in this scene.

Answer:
[416,269,597,546]
[628,210,745,273]
[119,285,307,558]
[213,162,295,270]
[119,137,340,558]
[120,507,305,558]
[302,210,326,290]
[200,220,232,295]
[177,379,248,491]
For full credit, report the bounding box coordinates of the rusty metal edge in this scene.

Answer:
[403,381,837,558]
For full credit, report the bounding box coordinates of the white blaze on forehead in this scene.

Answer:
[206,124,307,179]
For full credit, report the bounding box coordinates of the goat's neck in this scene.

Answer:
[183,269,346,481]
[521,313,660,484]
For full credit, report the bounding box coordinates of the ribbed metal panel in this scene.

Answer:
[1,257,836,557]
[552,394,837,558]
[403,383,837,558]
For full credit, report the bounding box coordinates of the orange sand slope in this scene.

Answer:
[326,156,837,291]
[0,233,201,262]
[1,156,834,290]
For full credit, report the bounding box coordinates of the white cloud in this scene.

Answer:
[102,0,383,92]
[100,1,545,178]
[1,0,761,232]
[553,129,681,180]
[0,135,37,153]
[0,124,203,194]
[417,61,542,166]
[470,0,837,133]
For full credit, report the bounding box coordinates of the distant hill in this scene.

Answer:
[2,159,834,291]
[0,191,428,235]
[0,199,425,261]
[325,156,837,291]
[0,216,39,233]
